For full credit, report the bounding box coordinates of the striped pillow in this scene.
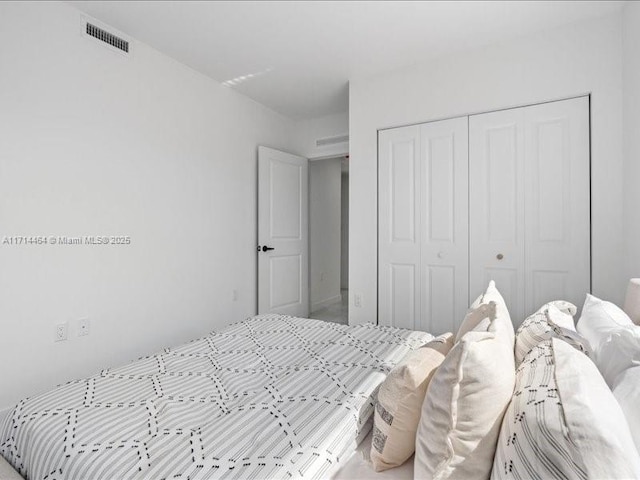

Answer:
[492,338,640,479]
[514,301,579,365]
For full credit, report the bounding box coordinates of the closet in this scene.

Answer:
[378,96,590,334]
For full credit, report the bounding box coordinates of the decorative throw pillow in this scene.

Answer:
[456,301,496,342]
[596,326,640,387]
[415,302,515,480]
[612,366,640,453]
[577,293,640,388]
[480,280,515,347]
[492,338,640,480]
[575,294,640,453]
[546,306,592,357]
[514,301,583,365]
[469,292,483,309]
[371,333,454,472]
[577,293,634,353]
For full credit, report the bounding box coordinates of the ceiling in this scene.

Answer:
[69,1,623,120]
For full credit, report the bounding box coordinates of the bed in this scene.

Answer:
[0,314,431,479]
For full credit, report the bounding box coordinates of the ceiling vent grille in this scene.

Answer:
[86,22,129,53]
[316,134,349,147]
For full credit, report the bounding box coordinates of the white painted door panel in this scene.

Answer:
[420,118,469,334]
[258,146,309,317]
[379,118,468,334]
[523,97,590,314]
[469,109,527,322]
[378,126,421,330]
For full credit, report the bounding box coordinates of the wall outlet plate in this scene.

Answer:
[55,322,68,342]
[78,318,90,337]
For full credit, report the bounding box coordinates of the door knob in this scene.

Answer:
[262,246,275,252]
[496,253,504,260]
[437,252,444,259]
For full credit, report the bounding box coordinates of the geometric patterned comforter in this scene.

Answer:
[0,315,432,480]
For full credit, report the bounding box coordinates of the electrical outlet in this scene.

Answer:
[354,294,362,308]
[55,322,68,342]
[78,318,90,337]
[232,290,238,301]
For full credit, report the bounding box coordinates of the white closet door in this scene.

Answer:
[378,126,421,330]
[523,97,590,314]
[419,118,469,334]
[470,97,590,324]
[469,108,527,322]
[379,118,468,333]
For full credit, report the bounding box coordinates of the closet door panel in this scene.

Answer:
[390,264,417,328]
[378,126,421,330]
[426,266,455,329]
[470,97,590,325]
[420,117,469,334]
[524,97,590,313]
[469,110,526,323]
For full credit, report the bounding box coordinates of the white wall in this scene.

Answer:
[623,2,640,281]
[297,112,349,159]
[349,14,624,325]
[0,2,299,410]
[309,158,342,311]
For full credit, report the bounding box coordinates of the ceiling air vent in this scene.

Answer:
[316,134,349,147]
[85,22,129,53]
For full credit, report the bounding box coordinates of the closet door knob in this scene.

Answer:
[437,252,444,259]
[496,253,504,260]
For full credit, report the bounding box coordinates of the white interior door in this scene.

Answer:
[379,117,469,334]
[469,97,590,324]
[258,146,309,317]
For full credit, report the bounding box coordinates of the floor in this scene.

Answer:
[310,289,348,324]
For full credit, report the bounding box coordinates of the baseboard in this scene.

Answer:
[311,294,342,313]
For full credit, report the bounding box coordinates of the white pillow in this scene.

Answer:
[577,294,640,386]
[613,366,640,454]
[415,302,515,480]
[577,294,640,453]
[514,301,579,365]
[482,281,515,347]
[577,293,634,353]
[492,338,640,479]
[597,327,640,387]
[370,333,454,472]
[456,302,496,342]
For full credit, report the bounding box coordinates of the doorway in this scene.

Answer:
[308,156,349,324]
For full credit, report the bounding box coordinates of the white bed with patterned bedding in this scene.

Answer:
[0,315,431,480]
